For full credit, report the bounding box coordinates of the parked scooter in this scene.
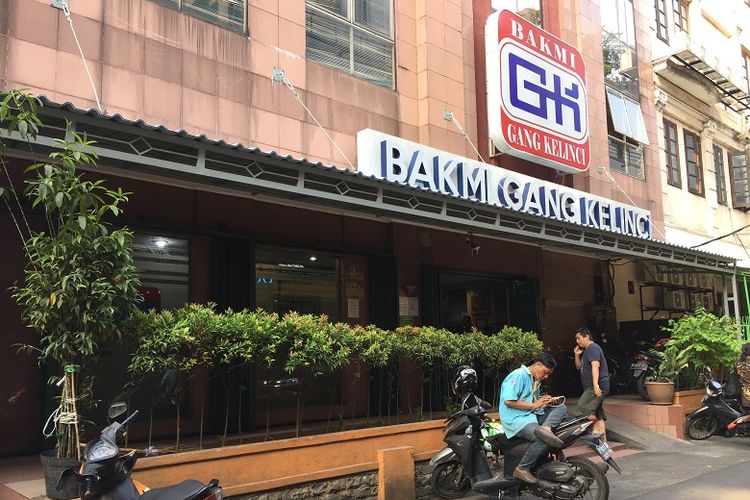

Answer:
[57,402,223,500]
[429,367,621,499]
[687,369,750,440]
[630,338,669,400]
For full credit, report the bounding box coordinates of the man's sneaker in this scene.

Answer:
[534,427,564,448]
[513,466,538,484]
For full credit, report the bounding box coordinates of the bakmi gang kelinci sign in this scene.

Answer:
[486,9,589,173]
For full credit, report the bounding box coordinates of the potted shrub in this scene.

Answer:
[645,345,691,405]
[3,91,141,498]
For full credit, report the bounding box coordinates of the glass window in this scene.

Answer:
[684,131,704,196]
[150,0,246,32]
[731,151,750,208]
[664,119,681,187]
[714,145,727,205]
[307,0,394,88]
[608,136,644,179]
[602,0,639,98]
[743,53,750,94]
[673,0,688,32]
[512,0,543,26]
[606,89,649,144]
[655,0,669,42]
[255,246,340,320]
[132,233,190,311]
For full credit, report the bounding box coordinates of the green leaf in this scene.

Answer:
[55,192,64,207]
[78,216,86,230]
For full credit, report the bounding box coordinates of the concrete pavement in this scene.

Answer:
[440,415,750,499]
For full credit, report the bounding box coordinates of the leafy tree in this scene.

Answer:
[4,89,141,458]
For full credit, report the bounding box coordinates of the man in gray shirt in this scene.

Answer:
[574,327,610,440]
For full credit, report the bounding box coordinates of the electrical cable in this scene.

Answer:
[445,110,488,164]
[277,72,355,170]
[598,165,667,240]
[61,1,103,112]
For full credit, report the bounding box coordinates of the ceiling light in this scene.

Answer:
[309,256,318,262]
[154,239,168,248]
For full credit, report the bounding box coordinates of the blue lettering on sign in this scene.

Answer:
[508,53,582,133]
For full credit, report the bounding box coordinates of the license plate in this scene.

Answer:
[595,442,614,460]
[630,362,648,371]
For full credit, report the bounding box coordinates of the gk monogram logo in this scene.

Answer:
[508,53,582,133]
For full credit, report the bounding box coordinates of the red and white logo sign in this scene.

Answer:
[486,10,589,173]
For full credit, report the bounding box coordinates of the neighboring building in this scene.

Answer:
[643,0,750,322]
[0,0,735,459]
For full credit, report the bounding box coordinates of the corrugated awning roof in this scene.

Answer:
[1,95,736,272]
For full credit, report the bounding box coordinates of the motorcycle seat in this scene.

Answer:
[140,479,213,500]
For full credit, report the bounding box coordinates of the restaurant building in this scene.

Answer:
[0,0,735,457]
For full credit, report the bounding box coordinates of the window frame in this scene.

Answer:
[664,119,681,188]
[655,0,669,42]
[601,0,640,99]
[673,0,688,32]
[150,0,247,33]
[743,52,750,95]
[683,130,704,196]
[730,150,750,209]
[713,145,727,206]
[511,0,543,27]
[306,0,396,89]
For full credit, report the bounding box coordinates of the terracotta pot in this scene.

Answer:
[673,389,705,413]
[645,381,675,405]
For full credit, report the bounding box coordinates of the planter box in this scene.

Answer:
[673,389,705,414]
[133,420,445,497]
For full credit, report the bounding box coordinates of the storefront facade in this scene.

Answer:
[0,0,736,457]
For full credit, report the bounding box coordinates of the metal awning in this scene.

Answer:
[669,48,750,113]
[0,97,736,273]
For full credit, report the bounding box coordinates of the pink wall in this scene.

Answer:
[1,0,479,166]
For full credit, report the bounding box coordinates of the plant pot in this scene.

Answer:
[645,381,675,405]
[40,451,80,500]
[673,388,705,414]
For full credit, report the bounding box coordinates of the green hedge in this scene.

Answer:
[125,304,543,379]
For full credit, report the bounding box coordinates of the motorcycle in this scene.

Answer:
[57,401,223,500]
[429,394,621,499]
[686,369,750,440]
[630,338,669,400]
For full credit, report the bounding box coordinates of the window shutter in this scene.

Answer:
[730,151,750,208]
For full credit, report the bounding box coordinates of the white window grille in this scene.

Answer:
[151,0,246,33]
[306,0,395,89]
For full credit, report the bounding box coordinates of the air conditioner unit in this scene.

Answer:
[664,290,688,310]
[670,272,685,286]
[641,263,669,284]
[684,272,697,288]
[698,273,713,290]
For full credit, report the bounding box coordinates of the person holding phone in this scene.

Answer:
[499,352,567,484]
[574,327,610,440]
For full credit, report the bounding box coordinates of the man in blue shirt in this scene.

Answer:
[574,327,610,440]
[500,352,567,484]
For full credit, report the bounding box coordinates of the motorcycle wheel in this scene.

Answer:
[430,460,471,499]
[567,456,610,500]
[636,373,650,401]
[687,415,718,440]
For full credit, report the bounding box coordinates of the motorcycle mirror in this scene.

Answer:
[108,401,128,420]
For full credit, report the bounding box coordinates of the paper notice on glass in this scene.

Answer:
[408,297,419,317]
[347,298,360,318]
[399,296,410,316]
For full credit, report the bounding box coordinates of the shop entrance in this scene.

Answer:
[422,267,540,409]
